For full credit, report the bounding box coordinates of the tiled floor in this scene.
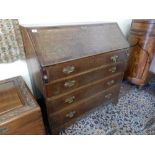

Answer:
[61,82,155,135]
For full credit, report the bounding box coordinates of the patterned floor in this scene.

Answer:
[61,81,155,135]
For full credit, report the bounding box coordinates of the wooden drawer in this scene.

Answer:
[44,49,128,82]
[45,63,125,97]
[46,73,123,113]
[49,84,121,128]
[94,49,128,67]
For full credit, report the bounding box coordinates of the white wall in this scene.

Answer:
[0,20,132,92]
[0,60,32,90]
[19,19,132,37]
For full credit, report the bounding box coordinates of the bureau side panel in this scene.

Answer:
[20,26,45,100]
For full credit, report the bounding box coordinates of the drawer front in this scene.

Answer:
[46,73,123,113]
[44,49,128,82]
[49,84,121,128]
[45,63,125,97]
[94,49,128,67]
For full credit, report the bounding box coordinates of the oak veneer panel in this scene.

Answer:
[125,19,155,86]
[0,82,22,114]
[0,77,45,135]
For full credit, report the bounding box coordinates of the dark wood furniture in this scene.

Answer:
[0,76,45,135]
[21,23,129,134]
[125,20,155,86]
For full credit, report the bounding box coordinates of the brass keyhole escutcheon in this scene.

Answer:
[109,66,117,73]
[111,55,119,63]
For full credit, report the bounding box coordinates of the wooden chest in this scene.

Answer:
[125,20,155,86]
[0,76,45,135]
[21,23,129,134]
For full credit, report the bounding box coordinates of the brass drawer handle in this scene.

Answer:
[65,96,75,104]
[63,66,75,74]
[64,80,76,88]
[126,50,129,57]
[105,93,112,99]
[109,66,117,73]
[0,127,9,134]
[111,55,119,63]
[107,80,114,86]
[66,111,76,118]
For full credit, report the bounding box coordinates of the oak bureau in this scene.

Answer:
[21,23,129,134]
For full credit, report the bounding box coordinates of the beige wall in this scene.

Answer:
[0,20,132,91]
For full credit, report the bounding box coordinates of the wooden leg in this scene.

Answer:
[112,97,119,105]
[51,128,61,135]
[137,85,143,90]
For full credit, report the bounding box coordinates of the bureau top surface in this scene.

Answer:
[0,77,37,123]
[25,23,129,66]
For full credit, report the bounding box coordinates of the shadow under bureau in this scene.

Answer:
[21,23,129,134]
